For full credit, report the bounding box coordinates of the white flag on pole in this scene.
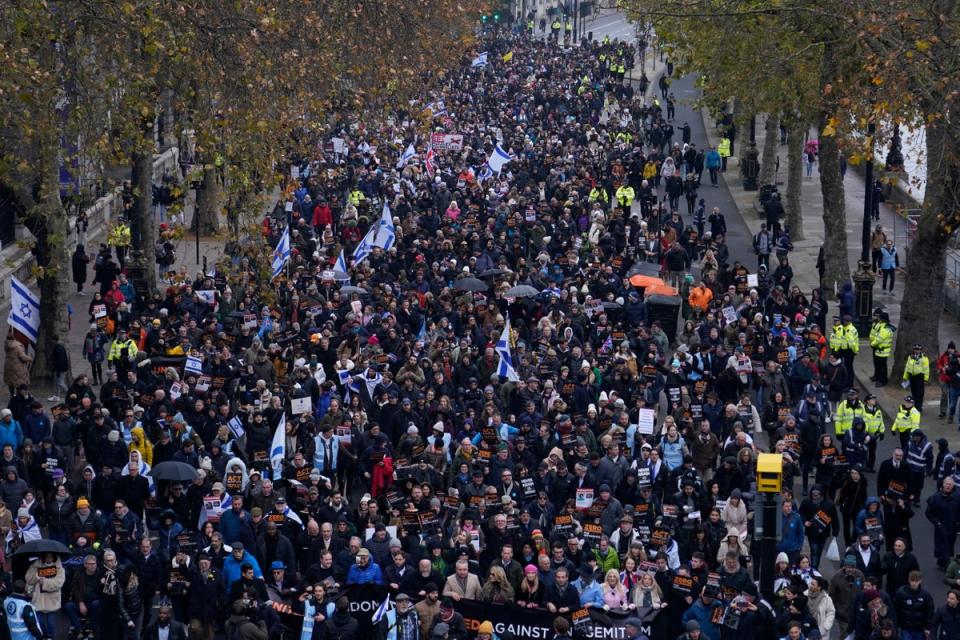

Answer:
[487,144,511,173]
[270,414,286,480]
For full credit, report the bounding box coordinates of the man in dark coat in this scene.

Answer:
[926,476,960,570]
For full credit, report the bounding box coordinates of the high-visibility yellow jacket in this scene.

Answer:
[891,405,921,433]
[842,323,860,353]
[718,138,731,158]
[615,186,635,208]
[108,338,139,362]
[348,190,365,207]
[863,406,884,434]
[829,325,846,352]
[903,355,930,381]
[588,188,608,204]
[869,322,893,358]
[835,400,865,435]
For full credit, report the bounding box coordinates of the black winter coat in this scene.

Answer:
[894,585,934,632]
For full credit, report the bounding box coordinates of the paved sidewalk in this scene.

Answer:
[3,190,227,408]
[698,109,960,439]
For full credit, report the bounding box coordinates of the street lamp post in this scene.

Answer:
[853,122,877,333]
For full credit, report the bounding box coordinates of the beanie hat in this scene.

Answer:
[775,552,790,565]
[477,622,494,636]
[17,508,29,519]
[843,554,857,567]
[77,498,90,509]
[108,430,120,443]
[685,620,701,632]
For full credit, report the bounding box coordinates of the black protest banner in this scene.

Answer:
[452,598,659,640]
[276,584,659,640]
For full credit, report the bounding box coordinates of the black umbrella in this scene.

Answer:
[627,261,661,278]
[339,285,368,296]
[452,277,488,292]
[479,268,512,278]
[601,301,623,309]
[149,461,199,482]
[505,284,540,298]
[13,539,71,557]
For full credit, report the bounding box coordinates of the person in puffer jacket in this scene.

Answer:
[932,590,960,640]
[894,570,934,639]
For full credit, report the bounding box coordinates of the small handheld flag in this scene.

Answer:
[495,316,520,382]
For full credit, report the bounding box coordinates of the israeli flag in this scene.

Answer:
[477,164,493,183]
[196,290,216,305]
[417,318,427,342]
[471,52,488,68]
[396,143,416,169]
[334,249,348,273]
[185,354,204,374]
[373,202,396,251]
[9,276,40,344]
[352,231,375,266]
[487,144,511,173]
[495,317,520,382]
[371,594,392,625]
[270,413,286,481]
[228,416,245,439]
[270,227,291,280]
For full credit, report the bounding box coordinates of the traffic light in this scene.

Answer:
[493,12,500,21]
[481,14,487,22]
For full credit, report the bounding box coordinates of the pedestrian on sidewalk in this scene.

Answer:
[72,244,89,295]
[82,324,107,386]
[903,345,930,412]
[753,224,772,270]
[925,476,960,570]
[683,173,698,216]
[718,136,731,172]
[49,334,69,403]
[705,146,721,186]
[935,342,960,420]
[805,147,817,178]
[892,395,921,451]
[870,225,886,273]
[880,239,899,294]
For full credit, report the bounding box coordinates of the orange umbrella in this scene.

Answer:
[646,283,679,296]
[629,274,665,288]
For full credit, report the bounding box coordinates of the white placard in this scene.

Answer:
[285,201,294,212]
[576,488,594,510]
[722,306,737,324]
[93,304,107,319]
[747,274,759,287]
[637,408,656,435]
[169,382,183,401]
[291,396,312,415]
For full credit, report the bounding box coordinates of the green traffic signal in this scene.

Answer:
[494,12,500,21]
[481,15,487,22]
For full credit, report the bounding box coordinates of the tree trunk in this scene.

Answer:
[759,114,779,188]
[195,164,221,235]
[817,44,850,297]
[890,118,954,379]
[785,122,805,240]
[25,159,71,383]
[130,149,157,293]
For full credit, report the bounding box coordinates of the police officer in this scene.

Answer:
[869,310,894,387]
[902,344,930,412]
[862,394,885,472]
[835,389,865,437]
[891,395,921,451]
[3,580,45,640]
[615,183,635,214]
[840,315,860,383]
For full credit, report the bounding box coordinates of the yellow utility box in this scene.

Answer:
[756,452,783,493]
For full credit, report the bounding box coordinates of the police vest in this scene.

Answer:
[718,139,731,157]
[829,326,846,351]
[892,406,920,433]
[862,407,884,434]
[906,440,932,473]
[904,355,930,379]
[835,401,864,435]
[5,597,34,640]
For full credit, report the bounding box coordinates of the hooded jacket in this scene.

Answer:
[128,426,153,465]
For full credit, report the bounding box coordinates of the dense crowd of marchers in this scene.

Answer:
[0,24,958,640]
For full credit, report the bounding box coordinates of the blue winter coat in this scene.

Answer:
[778,510,805,554]
[682,598,724,640]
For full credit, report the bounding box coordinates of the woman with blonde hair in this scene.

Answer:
[601,568,631,611]
[479,565,515,604]
[632,571,665,609]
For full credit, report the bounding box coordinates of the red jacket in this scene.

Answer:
[312,203,332,227]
